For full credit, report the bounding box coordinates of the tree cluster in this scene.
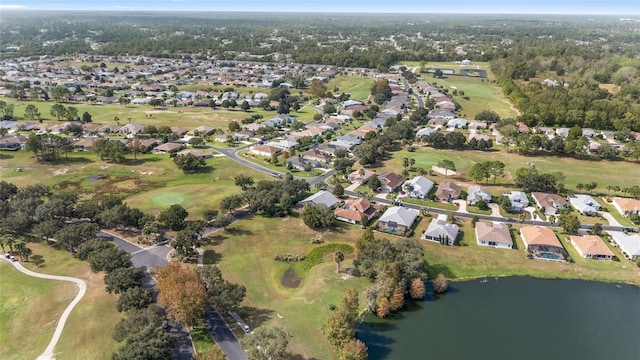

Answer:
[323,288,368,360]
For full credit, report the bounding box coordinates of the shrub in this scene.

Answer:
[274,253,306,262]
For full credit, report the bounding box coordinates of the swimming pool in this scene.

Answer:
[537,252,562,260]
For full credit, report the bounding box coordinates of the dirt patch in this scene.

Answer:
[94,175,160,196]
[280,267,302,289]
[53,167,69,175]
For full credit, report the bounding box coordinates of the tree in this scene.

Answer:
[81,111,92,123]
[370,79,392,104]
[333,182,345,197]
[104,267,144,294]
[389,286,405,311]
[356,227,374,251]
[240,100,250,112]
[24,104,41,121]
[558,212,580,234]
[213,213,235,230]
[243,327,289,360]
[116,287,155,312]
[112,306,174,360]
[198,265,247,312]
[51,85,70,102]
[14,241,31,262]
[340,339,368,360]
[301,203,335,229]
[173,153,207,173]
[468,162,488,183]
[589,223,603,236]
[157,262,208,328]
[324,288,359,350]
[475,109,501,123]
[159,204,189,231]
[409,278,426,299]
[376,297,390,318]
[234,174,254,190]
[189,137,205,148]
[31,254,44,268]
[93,139,127,163]
[335,251,345,273]
[433,274,449,294]
[149,98,164,109]
[437,159,456,178]
[310,79,328,99]
[88,247,132,273]
[50,103,66,121]
[0,180,18,201]
[487,161,505,184]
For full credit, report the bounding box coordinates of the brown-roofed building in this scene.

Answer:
[171,126,188,136]
[154,142,183,154]
[475,222,513,249]
[569,235,615,260]
[611,197,640,217]
[334,198,381,225]
[189,126,216,136]
[73,138,96,150]
[234,129,255,140]
[178,149,214,159]
[435,181,462,202]
[249,144,281,157]
[378,173,406,193]
[531,192,569,215]
[348,169,376,185]
[0,135,27,151]
[520,226,567,261]
[301,149,331,164]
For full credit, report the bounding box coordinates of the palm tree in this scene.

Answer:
[1,234,16,254]
[607,185,614,196]
[402,157,410,170]
[14,241,31,262]
[334,251,344,273]
[576,183,584,193]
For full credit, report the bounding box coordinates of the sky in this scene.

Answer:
[0,0,638,15]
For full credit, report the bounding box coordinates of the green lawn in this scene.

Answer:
[325,75,374,102]
[205,216,371,360]
[237,150,325,178]
[1,242,122,360]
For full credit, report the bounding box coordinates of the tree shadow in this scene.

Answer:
[287,354,320,360]
[0,153,14,160]
[224,226,253,236]
[357,320,397,360]
[127,157,161,165]
[238,306,274,329]
[202,249,222,265]
[204,234,227,246]
[60,156,93,164]
[425,262,456,279]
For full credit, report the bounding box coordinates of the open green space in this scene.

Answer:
[430,76,517,119]
[1,242,122,360]
[205,216,370,360]
[325,75,374,102]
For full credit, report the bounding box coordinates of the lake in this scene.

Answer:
[358,277,640,360]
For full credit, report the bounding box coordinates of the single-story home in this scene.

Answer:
[611,197,640,217]
[467,185,492,205]
[334,198,381,225]
[189,126,216,136]
[446,118,468,129]
[520,226,566,261]
[376,207,419,236]
[0,135,27,150]
[569,235,614,260]
[475,222,513,249]
[153,142,183,154]
[435,181,462,202]
[568,194,601,216]
[608,231,640,260]
[531,192,568,215]
[267,139,299,151]
[177,149,214,159]
[249,144,282,157]
[297,190,340,209]
[285,156,322,171]
[503,191,530,212]
[402,176,434,199]
[300,149,331,164]
[378,173,406,193]
[422,214,459,246]
[416,127,436,138]
[348,169,376,185]
[118,123,145,135]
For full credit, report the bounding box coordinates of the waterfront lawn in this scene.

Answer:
[11,242,121,360]
[420,221,640,285]
[205,216,370,360]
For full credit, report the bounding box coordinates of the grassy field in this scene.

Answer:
[204,216,371,360]
[325,75,374,102]
[0,242,121,360]
[236,150,326,178]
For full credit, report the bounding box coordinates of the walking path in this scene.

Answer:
[1,258,87,360]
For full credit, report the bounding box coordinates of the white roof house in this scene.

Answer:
[422,214,459,246]
[447,118,468,129]
[416,127,436,138]
[568,194,601,216]
[266,139,299,151]
[402,176,435,199]
[467,185,492,205]
[297,191,340,209]
[503,191,530,212]
[608,231,640,260]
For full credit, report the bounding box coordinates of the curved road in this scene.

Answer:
[1,257,87,360]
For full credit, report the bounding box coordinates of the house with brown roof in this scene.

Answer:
[128,138,158,153]
[435,181,462,202]
[531,192,569,215]
[249,144,281,157]
[334,198,381,225]
[177,149,214,159]
[520,226,566,261]
[153,142,183,154]
[119,123,145,135]
[73,138,96,150]
[234,129,255,140]
[0,135,27,150]
[569,235,614,260]
[348,169,376,185]
[475,222,513,249]
[189,126,216,136]
[377,173,405,193]
[611,197,640,217]
[301,149,331,164]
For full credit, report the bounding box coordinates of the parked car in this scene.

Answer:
[4,253,10,259]
[10,256,17,262]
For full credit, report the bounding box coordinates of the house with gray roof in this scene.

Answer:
[297,191,340,209]
[416,127,436,138]
[376,207,419,236]
[503,191,530,212]
[475,222,513,249]
[607,231,640,260]
[402,176,434,199]
[568,194,601,216]
[447,118,468,129]
[467,185,492,205]
[422,214,459,246]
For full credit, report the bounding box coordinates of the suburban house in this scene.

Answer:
[568,194,601,216]
[118,123,145,135]
[267,139,299,151]
[177,149,213,159]
[467,185,492,205]
[416,127,436,138]
[73,138,96,150]
[334,198,381,225]
[422,214,459,246]
[475,222,513,249]
[569,235,614,260]
[607,231,640,260]
[234,129,255,140]
[348,169,376,185]
[376,206,419,236]
[189,125,216,136]
[611,197,640,217]
[249,144,281,157]
[435,181,462,202]
[0,135,27,150]
[285,156,322,171]
[402,176,434,199]
[446,118,468,129]
[300,149,331,164]
[531,192,568,215]
[377,173,406,193]
[297,191,340,209]
[519,226,567,261]
[503,191,530,212]
[153,142,183,154]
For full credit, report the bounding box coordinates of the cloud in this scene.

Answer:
[0,4,28,9]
